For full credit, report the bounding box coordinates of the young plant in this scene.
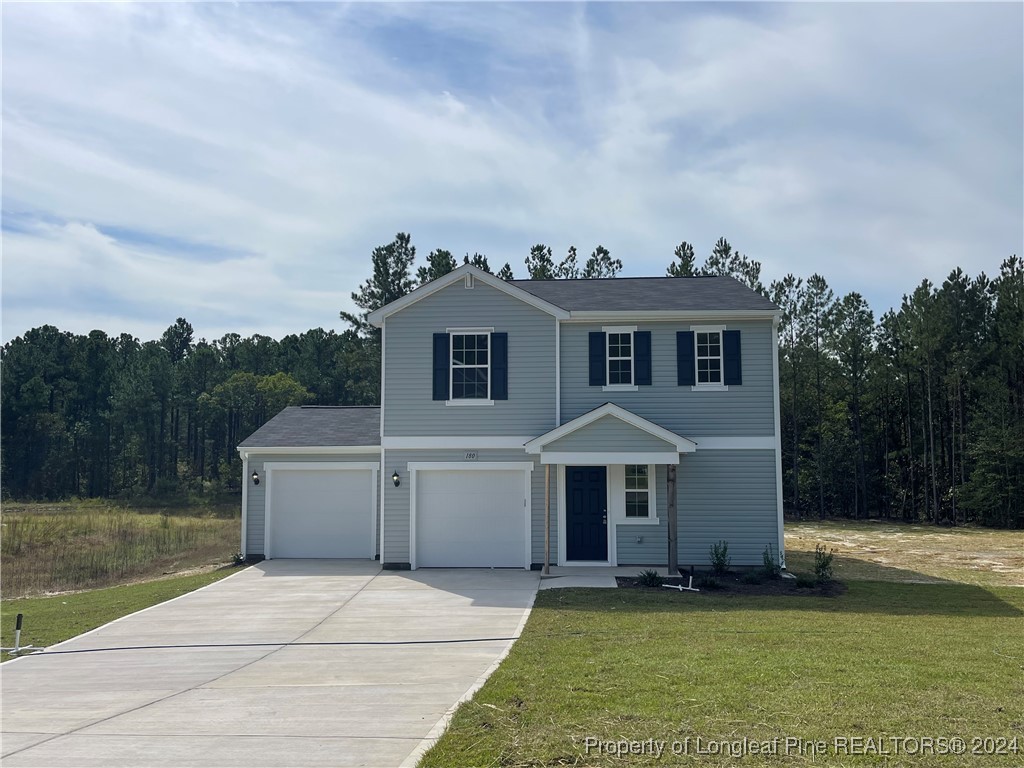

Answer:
[637,569,664,588]
[795,573,817,589]
[696,575,721,590]
[709,540,731,575]
[814,544,836,584]
[762,544,782,580]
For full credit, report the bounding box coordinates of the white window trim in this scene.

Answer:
[448,328,492,405]
[603,325,637,390]
[610,464,659,525]
[690,324,729,391]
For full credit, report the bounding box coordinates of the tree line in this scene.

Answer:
[2,232,1021,528]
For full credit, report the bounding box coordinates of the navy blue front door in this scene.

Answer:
[566,466,607,561]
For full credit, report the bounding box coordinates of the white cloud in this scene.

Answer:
[1,2,1020,343]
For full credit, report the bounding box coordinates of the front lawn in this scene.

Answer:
[422,581,1024,766]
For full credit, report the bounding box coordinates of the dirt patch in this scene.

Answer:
[785,519,1024,587]
[616,574,845,597]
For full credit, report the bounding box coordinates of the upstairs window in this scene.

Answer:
[607,332,633,386]
[590,327,649,390]
[451,332,489,399]
[696,331,722,384]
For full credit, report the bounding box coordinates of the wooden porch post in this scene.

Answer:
[543,464,551,575]
[667,463,678,575]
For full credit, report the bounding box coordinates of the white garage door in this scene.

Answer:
[268,468,374,559]
[415,469,527,568]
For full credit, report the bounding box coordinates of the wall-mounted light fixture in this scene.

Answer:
[392,470,401,487]
[251,470,260,486]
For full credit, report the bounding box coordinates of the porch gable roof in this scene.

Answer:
[524,403,696,465]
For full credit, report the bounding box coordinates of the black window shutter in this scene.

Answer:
[432,333,450,400]
[676,331,696,386]
[588,332,606,386]
[723,330,742,385]
[491,332,508,400]
[634,331,652,385]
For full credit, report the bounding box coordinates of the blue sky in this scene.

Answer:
[2,2,1021,343]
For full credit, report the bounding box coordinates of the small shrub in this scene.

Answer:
[741,571,763,585]
[637,569,664,588]
[232,551,246,566]
[696,575,721,590]
[762,544,782,580]
[814,544,836,584]
[709,540,731,575]
[795,573,817,589]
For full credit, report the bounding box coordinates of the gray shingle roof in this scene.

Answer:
[508,276,778,312]
[238,406,380,448]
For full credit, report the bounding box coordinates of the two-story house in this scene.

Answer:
[237,263,784,570]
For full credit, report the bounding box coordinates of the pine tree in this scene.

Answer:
[463,253,492,273]
[582,245,622,278]
[666,241,697,277]
[496,262,515,281]
[525,244,556,280]
[340,233,416,336]
[555,246,580,279]
[416,249,457,285]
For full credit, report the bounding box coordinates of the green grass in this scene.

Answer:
[422,582,1024,767]
[1,567,240,661]
[1,500,240,597]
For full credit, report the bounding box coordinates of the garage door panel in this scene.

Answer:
[269,469,373,559]
[416,470,526,568]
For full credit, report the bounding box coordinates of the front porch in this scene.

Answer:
[538,565,670,590]
[525,403,696,569]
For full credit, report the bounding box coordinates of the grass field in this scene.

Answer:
[1,500,240,598]
[0,568,238,661]
[422,521,1024,767]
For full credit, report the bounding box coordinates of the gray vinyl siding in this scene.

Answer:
[381,449,554,566]
[244,453,381,557]
[560,320,775,436]
[615,463,668,564]
[615,450,779,566]
[383,280,556,437]
[544,416,676,452]
[679,449,779,564]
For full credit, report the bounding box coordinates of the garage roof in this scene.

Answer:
[238,406,381,448]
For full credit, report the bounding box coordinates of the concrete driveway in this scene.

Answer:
[1,561,539,768]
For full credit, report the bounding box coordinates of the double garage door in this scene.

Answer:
[414,467,529,569]
[266,465,375,559]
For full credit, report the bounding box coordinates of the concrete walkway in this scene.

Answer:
[1,561,539,768]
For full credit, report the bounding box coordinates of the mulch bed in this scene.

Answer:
[615,573,846,597]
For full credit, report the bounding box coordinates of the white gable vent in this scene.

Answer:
[464,274,475,289]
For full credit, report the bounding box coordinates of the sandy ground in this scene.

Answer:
[784,519,1024,587]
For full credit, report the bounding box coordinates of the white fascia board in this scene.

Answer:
[381,436,533,450]
[525,402,696,453]
[239,446,381,458]
[263,461,380,471]
[564,309,780,322]
[366,264,569,327]
[688,436,777,450]
[406,461,534,472]
[539,451,680,465]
